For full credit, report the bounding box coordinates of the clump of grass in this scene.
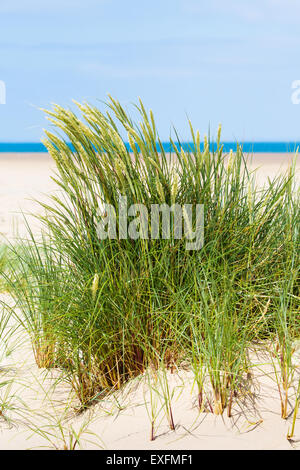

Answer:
[0,244,18,292]
[0,246,8,275]
[266,174,300,420]
[3,96,299,420]
[144,364,178,441]
[271,252,300,418]
[26,399,103,450]
[0,292,21,427]
[189,264,251,416]
[287,376,300,440]
[2,233,67,369]
[144,367,160,441]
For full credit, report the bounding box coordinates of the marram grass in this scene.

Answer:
[2,97,299,424]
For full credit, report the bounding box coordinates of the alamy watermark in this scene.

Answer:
[96,197,204,250]
[291,80,300,104]
[0,81,6,104]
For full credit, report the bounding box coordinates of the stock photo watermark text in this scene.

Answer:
[0,80,6,104]
[96,197,204,251]
[291,80,300,104]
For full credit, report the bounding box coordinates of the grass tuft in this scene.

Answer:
[2,96,299,423]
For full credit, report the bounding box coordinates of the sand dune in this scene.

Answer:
[0,152,299,449]
[0,301,299,450]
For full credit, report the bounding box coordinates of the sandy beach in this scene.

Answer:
[0,152,299,450]
[0,314,299,450]
[0,153,56,242]
[3,0,300,454]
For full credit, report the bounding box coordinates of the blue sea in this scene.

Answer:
[0,142,299,153]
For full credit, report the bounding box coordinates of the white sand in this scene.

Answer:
[0,152,299,450]
[0,153,56,242]
[1,308,300,450]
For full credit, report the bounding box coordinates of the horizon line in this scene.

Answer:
[0,141,299,153]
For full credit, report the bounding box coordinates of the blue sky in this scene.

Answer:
[0,0,300,142]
